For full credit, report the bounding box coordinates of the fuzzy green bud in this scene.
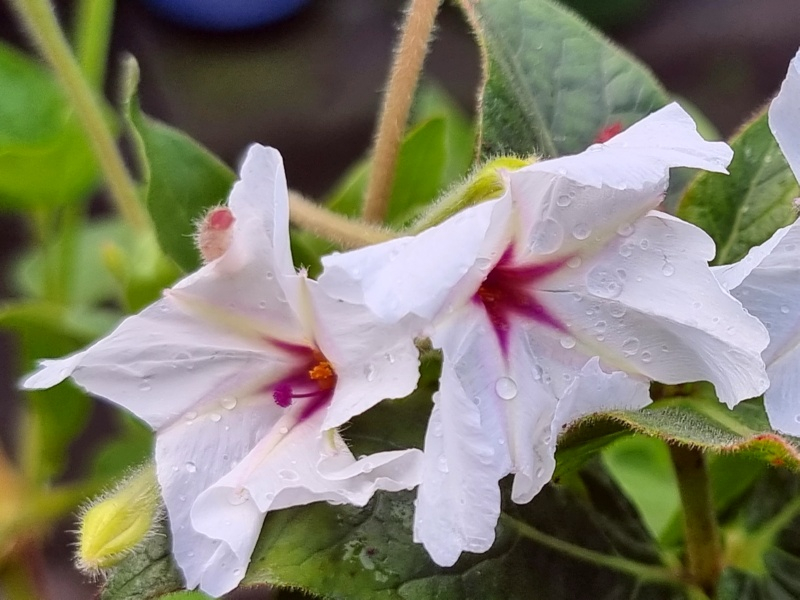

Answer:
[77,464,160,573]
[411,155,534,233]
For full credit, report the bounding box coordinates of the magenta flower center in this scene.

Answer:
[474,247,567,354]
[270,347,337,422]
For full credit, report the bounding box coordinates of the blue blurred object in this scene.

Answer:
[140,0,312,30]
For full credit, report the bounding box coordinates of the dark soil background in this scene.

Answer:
[0,0,798,597]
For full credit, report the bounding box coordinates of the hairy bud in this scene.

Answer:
[195,205,235,263]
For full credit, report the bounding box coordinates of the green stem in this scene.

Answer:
[73,0,115,89]
[9,0,148,231]
[500,514,681,586]
[669,444,722,596]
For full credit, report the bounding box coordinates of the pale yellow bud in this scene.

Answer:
[77,464,161,574]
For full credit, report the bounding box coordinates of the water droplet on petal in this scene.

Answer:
[661,262,675,277]
[185,411,198,422]
[617,222,634,237]
[535,467,545,478]
[384,352,395,364]
[560,336,577,349]
[209,413,221,422]
[529,218,564,254]
[622,338,640,356]
[586,266,623,299]
[495,377,518,400]
[139,379,151,392]
[639,239,650,250]
[609,302,627,318]
[228,488,250,505]
[556,194,572,207]
[437,456,449,473]
[567,256,582,268]
[266,271,274,280]
[279,426,289,435]
[221,397,237,410]
[363,363,376,382]
[619,244,633,258]
[475,257,493,271]
[781,305,790,314]
[572,224,591,240]
[185,462,197,473]
[279,469,299,481]
[641,351,652,363]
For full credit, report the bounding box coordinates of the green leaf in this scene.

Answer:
[462,0,668,158]
[0,42,99,209]
[716,469,800,599]
[90,414,153,482]
[122,56,235,272]
[560,394,800,476]
[677,110,798,265]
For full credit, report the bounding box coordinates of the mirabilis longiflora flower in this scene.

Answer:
[320,103,770,566]
[714,48,800,437]
[23,145,423,597]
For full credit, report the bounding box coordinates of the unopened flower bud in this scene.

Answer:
[195,205,235,263]
[77,464,161,574]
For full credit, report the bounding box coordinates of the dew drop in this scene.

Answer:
[641,351,652,363]
[556,194,572,207]
[560,336,577,349]
[609,302,627,318]
[185,462,197,473]
[139,379,152,392]
[278,469,299,481]
[567,256,582,268]
[619,244,633,258]
[363,363,377,382]
[529,218,564,254]
[622,338,640,356]
[221,397,237,410]
[279,426,289,435]
[209,413,221,422]
[384,352,395,364]
[586,266,624,299]
[475,257,493,271]
[781,305,790,314]
[595,320,607,333]
[228,488,250,505]
[266,271,274,280]
[437,456,449,473]
[185,411,198,422]
[495,376,518,400]
[616,222,634,237]
[535,467,545,478]
[661,262,675,277]
[572,223,591,240]
[639,239,650,250]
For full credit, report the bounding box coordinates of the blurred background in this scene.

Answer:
[0,0,799,597]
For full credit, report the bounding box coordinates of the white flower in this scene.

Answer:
[23,145,423,597]
[714,49,800,436]
[320,103,769,566]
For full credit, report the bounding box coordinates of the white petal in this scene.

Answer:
[712,225,793,291]
[414,305,512,566]
[22,297,294,428]
[319,196,512,323]
[509,105,731,261]
[530,103,732,188]
[539,211,769,407]
[191,411,421,571]
[304,280,420,429]
[769,49,800,182]
[764,347,800,435]
[155,392,283,595]
[554,357,651,432]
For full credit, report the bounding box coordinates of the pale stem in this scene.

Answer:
[73,0,115,89]
[289,191,395,248]
[669,444,722,596]
[362,0,441,223]
[9,0,149,231]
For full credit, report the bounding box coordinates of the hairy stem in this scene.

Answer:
[9,0,148,230]
[362,0,441,222]
[289,191,394,249]
[669,444,722,595]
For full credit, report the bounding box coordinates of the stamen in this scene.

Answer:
[308,361,335,390]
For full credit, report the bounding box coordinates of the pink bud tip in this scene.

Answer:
[594,121,624,144]
[195,206,235,264]
[208,207,235,230]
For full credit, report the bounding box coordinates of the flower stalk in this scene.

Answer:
[669,444,722,596]
[9,0,149,231]
[362,0,441,223]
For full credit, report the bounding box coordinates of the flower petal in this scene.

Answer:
[22,298,293,428]
[155,391,283,595]
[414,305,512,567]
[305,279,420,429]
[510,104,732,260]
[715,222,800,434]
[319,196,511,323]
[538,211,769,407]
[191,410,421,579]
[769,49,800,182]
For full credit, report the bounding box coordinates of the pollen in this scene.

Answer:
[308,360,335,390]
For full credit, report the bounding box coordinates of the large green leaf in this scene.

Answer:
[677,110,798,265]
[716,469,800,599]
[121,57,236,272]
[461,0,668,158]
[559,395,800,476]
[0,42,99,209]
